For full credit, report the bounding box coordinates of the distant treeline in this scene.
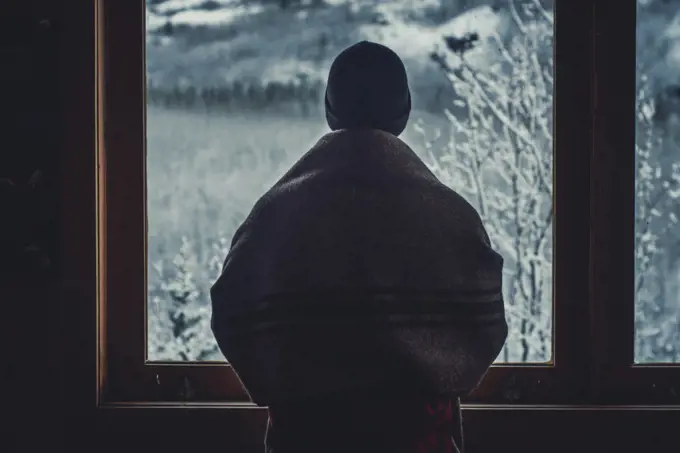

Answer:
[147,78,325,115]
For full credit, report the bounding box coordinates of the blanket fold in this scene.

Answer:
[211,129,508,405]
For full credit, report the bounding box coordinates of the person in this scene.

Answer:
[210,41,508,453]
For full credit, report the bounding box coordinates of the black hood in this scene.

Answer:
[324,41,412,136]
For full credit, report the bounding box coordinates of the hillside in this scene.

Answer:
[145,0,515,111]
[145,0,680,119]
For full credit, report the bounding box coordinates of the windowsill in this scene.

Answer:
[98,402,680,410]
[93,404,680,453]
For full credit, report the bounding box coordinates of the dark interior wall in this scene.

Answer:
[3,0,97,451]
[2,0,58,447]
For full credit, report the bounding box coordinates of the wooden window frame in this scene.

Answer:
[590,0,680,405]
[98,0,680,404]
[99,0,593,407]
[50,0,680,450]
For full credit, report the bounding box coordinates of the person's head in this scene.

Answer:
[324,41,411,137]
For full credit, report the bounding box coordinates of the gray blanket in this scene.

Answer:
[210,129,508,405]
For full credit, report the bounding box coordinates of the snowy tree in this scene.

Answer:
[634,74,680,363]
[634,0,680,363]
[420,0,554,363]
[149,236,224,361]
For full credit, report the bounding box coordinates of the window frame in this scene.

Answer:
[95,0,679,412]
[45,0,680,450]
[590,0,680,405]
[98,0,594,407]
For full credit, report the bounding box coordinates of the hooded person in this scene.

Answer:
[210,41,508,453]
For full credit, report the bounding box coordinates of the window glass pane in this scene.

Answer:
[635,0,680,363]
[146,0,554,363]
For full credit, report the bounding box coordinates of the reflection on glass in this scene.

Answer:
[145,0,554,363]
[635,0,680,363]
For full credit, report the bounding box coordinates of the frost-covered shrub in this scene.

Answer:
[421,0,553,363]
[148,236,227,361]
[635,74,680,363]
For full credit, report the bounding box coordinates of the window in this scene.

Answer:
[95,0,678,432]
[144,0,557,365]
[101,0,591,405]
[69,0,680,451]
[590,0,680,404]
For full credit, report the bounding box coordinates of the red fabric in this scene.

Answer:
[414,399,456,453]
[266,396,459,453]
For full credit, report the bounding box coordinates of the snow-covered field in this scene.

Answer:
[145,0,680,364]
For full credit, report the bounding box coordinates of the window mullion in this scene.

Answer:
[590,0,638,403]
[550,0,594,402]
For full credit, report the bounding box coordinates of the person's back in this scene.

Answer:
[210,41,508,453]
